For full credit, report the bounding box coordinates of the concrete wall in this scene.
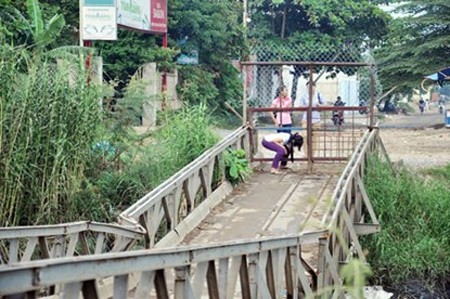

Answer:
[139,63,180,127]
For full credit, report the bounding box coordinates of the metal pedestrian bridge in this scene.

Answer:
[0,121,389,299]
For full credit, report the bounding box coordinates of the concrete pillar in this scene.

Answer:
[141,63,159,127]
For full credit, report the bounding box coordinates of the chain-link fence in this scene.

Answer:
[243,43,380,169]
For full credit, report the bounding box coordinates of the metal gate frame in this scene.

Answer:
[241,61,377,173]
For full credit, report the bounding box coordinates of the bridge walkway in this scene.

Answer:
[137,163,345,299]
[181,163,344,270]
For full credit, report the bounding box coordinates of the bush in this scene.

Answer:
[79,104,221,214]
[224,149,251,185]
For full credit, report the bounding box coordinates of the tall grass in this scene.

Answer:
[0,46,103,226]
[80,104,220,220]
[362,157,450,285]
[0,44,222,227]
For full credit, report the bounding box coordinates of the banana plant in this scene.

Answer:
[26,0,65,48]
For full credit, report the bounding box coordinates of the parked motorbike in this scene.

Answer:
[332,97,346,126]
[439,104,445,114]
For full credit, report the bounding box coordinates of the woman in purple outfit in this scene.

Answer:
[262,132,303,174]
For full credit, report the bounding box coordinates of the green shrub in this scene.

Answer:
[224,149,252,185]
[177,66,219,107]
[80,104,221,212]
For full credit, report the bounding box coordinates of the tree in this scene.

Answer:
[168,0,244,66]
[249,0,390,46]
[168,0,246,114]
[96,30,176,84]
[248,0,391,100]
[375,0,450,93]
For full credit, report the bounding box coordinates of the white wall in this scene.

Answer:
[280,66,360,106]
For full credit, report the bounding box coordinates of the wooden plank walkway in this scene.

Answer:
[181,162,345,269]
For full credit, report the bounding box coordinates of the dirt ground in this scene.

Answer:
[377,108,450,169]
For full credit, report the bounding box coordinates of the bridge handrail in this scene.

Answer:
[118,126,251,247]
[321,128,370,226]
[323,125,385,227]
[0,221,145,266]
[0,230,327,297]
[316,125,388,295]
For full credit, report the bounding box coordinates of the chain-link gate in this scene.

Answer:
[242,43,379,172]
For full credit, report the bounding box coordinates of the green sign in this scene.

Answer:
[84,0,114,6]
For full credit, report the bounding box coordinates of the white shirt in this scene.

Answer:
[300,92,325,123]
[264,133,291,144]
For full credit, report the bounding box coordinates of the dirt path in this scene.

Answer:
[378,111,450,169]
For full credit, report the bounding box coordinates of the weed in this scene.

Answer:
[224,149,252,185]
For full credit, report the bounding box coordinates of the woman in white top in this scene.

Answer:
[300,83,325,126]
[300,83,326,156]
[262,132,303,174]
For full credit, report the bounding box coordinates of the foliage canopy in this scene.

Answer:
[375,0,450,93]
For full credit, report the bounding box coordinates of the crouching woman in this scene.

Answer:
[262,132,303,174]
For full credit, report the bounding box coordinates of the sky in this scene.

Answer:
[379,2,406,19]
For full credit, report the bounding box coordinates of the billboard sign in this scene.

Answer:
[150,0,167,33]
[81,0,117,40]
[117,0,167,33]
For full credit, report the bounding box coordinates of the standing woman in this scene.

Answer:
[262,132,303,174]
[271,86,292,133]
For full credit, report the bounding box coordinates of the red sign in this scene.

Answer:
[150,0,167,33]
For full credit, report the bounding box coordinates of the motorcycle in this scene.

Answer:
[439,103,445,114]
[332,98,346,126]
[359,100,368,115]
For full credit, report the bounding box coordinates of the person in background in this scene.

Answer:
[300,82,326,155]
[271,86,292,133]
[332,96,346,126]
[418,98,426,114]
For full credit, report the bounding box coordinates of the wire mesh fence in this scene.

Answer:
[243,43,380,166]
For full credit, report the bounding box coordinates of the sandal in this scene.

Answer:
[270,169,281,174]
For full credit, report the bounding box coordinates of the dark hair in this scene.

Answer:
[290,133,303,151]
[275,85,287,97]
[282,133,304,164]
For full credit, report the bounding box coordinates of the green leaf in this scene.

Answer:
[26,0,43,38]
[36,14,65,46]
[229,164,238,179]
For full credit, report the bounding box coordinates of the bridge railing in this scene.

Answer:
[0,230,328,299]
[0,127,252,267]
[118,126,252,248]
[317,126,388,297]
[0,221,144,266]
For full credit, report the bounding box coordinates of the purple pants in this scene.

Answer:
[262,139,285,169]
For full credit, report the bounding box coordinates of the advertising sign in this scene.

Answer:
[117,0,167,33]
[150,0,167,33]
[81,0,117,40]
